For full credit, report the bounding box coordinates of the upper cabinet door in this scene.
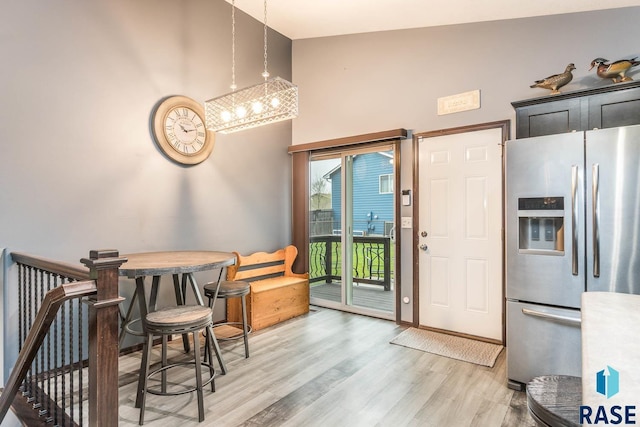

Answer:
[514,98,582,138]
[588,88,640,130]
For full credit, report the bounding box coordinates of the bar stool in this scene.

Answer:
[204,280,251,358]
[136,305,220,425]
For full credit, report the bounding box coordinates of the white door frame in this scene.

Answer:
[412,120,509,343]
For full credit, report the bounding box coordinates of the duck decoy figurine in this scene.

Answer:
[530,63,576,94]
[589,57,640,83]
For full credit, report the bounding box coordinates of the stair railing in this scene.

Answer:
[0,249,126,426]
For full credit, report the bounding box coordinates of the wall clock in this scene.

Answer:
[152,95,214,165]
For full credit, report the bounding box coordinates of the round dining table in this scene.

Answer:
[118,251,236,354]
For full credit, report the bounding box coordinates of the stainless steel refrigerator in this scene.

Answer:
[505,124,640,390]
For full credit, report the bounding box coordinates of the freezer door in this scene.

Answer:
[586,125,640,294]
[506,301,581,389]
[505,133,585,308]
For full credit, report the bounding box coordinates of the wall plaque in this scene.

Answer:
[437,90,481,115]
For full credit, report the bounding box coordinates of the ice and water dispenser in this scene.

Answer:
[517,197,564,254]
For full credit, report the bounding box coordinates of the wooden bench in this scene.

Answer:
[225,245,309,331]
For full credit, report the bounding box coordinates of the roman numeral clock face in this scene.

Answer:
[152,96,214,165]
[165,107,205,153]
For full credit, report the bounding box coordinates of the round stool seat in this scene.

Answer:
[204,280,250,298]
[527,375,581,427]
[204,280,251,358]
[145,305,212,334]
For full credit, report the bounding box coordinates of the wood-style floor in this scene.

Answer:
[116,306,536,427]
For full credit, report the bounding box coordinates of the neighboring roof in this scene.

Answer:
[323,164,340,180]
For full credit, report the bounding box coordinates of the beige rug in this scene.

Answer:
[390,328,503,367]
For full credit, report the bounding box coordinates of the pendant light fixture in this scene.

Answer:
[205,0,298,134]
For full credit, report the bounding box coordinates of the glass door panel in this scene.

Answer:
[344,154,355,306]
[308,146,395,319]
[309,155,342,306]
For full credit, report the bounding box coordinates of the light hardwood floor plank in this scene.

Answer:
[116,306,535,427]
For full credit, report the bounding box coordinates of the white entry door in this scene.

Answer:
[417,126,503,341]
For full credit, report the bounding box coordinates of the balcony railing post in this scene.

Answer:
[80,250,127,427]
[383,237,391,291]
[323,239,331,284]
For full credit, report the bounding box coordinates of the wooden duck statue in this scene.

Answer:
[589,57,640,83]
[530,63,576,95]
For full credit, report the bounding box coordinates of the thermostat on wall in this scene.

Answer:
[402,189,411,206]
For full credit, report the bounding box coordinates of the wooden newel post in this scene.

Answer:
[81,249,127,427]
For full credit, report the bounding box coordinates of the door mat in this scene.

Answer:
[390,328,503,367]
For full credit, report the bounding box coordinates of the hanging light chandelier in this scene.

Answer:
[205,0,298,134]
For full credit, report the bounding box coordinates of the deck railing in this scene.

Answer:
[0,250,126,426]
[309,235,392,291]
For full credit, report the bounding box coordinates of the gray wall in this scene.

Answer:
[291,7,640,322]
[1,0,293,384]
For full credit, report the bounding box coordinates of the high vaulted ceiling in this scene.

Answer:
[226,0,640,40]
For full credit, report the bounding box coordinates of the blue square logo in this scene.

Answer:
[596,366,620,398]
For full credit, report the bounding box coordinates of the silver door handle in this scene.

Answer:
[592,163,600,278]
[571,165,579,276]
[522,308,581,326]
[419,244,428,251]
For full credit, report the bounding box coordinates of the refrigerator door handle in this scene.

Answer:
[522,308,581,326]
[592,163,600,278]
[571,165,579,276]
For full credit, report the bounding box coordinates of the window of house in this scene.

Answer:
[379,174,393,194]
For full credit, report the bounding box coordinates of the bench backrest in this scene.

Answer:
[226,245,299,281]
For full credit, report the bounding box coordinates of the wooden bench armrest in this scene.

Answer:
[282,245,299,277]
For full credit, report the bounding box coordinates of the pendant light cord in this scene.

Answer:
[230,0,237,90]
[262,0,269,80]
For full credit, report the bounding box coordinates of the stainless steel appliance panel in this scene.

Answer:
[506,133,585,308]
[585,125,640,294]
[506,300,581,388]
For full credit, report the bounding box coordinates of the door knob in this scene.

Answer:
[419,244,428,251]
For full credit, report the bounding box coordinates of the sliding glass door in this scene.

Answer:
[308,145,396,319]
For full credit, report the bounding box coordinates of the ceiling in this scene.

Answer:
[227,0,640,40]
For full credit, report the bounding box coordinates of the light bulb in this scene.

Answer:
[271,97,280,108]
[221,111,232,122]
[252,101,264,114]
[236,106,247,118]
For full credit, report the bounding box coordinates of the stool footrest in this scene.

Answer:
[123,318,145,337]
[145,361,216,397]
[213,322,253,341]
